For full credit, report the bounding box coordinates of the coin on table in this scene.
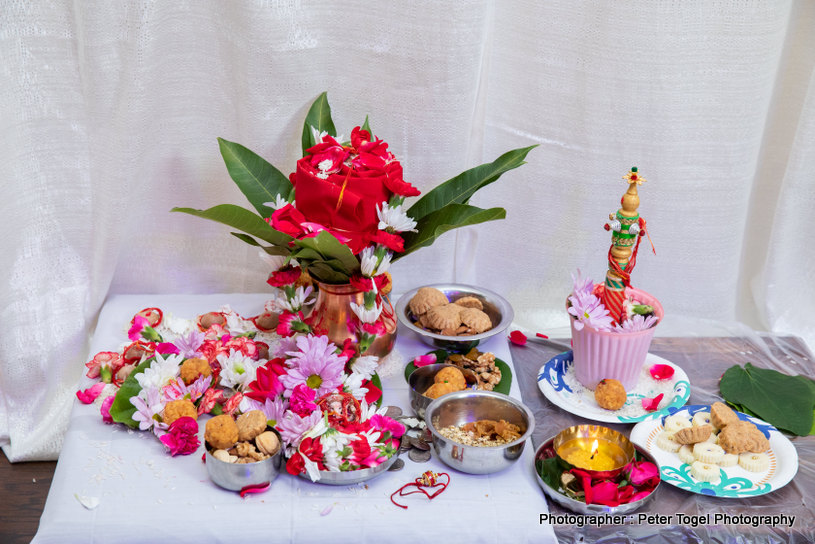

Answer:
[388,458,405,471]
[410,436,430,451]
[384,406,403,419]
[408,448,432,463]
[399,437,413,452]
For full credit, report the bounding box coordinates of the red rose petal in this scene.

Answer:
[649,364,675,381]
[413,354,437,368]
[509,330,527,345]
[535,333,549,339]
[641,393,665,412]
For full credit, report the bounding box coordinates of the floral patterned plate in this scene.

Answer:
[630,405,798,497]
[537,351,690,423]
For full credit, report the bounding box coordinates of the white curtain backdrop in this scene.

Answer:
[1,0,813,461]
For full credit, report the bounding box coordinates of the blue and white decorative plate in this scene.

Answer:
[630,405,799,498]
[537,351,690,423]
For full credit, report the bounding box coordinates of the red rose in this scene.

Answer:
[270,204,308,238]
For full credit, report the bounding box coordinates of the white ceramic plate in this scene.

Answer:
[537,351,690,423]
[630,405,799,497]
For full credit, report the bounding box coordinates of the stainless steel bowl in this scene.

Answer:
[205,430,283,491]
[424,390,534,474]
[396,284,514,351]
[533,437,660,515]
[298,451,401,485]
[407,363,479,419]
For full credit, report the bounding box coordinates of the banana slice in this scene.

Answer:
[738,452,770,472]
[663,414,692,437]
[693,442,725,464]
[692,411,712,428]
[719,453,738,467]
[656,431,681,453]
[678,444,696,464]
[690,460,720,483]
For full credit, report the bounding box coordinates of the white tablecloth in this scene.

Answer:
[33,294,556,544]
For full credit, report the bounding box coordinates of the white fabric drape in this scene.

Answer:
[1,1,813,461]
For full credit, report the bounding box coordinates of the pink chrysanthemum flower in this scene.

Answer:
[614,314,659,333]
[568,295,614,331]
[280,335,347,398]
[276,410,324,450]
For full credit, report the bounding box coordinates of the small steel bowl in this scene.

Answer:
[533,436,660,515]
[407,363,479,419]
[424,390,534,474]
[298,451,401,485]
[205,429,283,492]
[396,284,514,351]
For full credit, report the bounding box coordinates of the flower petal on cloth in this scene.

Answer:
[509,330,527,345]
[649,364,675,381]
[641,393,664,411]
[76,382,106,404]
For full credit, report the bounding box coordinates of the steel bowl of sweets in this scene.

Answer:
[424,390,534,474]
[204,410,283,492]
[407,363,479,420]
[396,284,513,351]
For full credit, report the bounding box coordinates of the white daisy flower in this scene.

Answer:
[377,203,417,233]
[259,252,296,272]
[262,194,289,211]
[350,301,383,324]
[320,430,353,472]
[217,350,261,391]
[350,355,379,381]
[359,246,392,277]
[343,373,368,401]
[135,353,183,390]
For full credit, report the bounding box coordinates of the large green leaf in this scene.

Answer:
[109,358,154,428]
[719,362,815,436]
[172,204,293,247]
[292,231,359,276]
[396,203,506,260]
[301,92,337,156]
[407,145,537,221]
[230,232,290,256]
[218,137,292,217]
[305,261,352,284]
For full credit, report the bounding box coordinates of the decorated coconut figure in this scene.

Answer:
[602,167,650,324]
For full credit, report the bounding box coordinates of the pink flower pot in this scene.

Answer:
[569,287,663,391]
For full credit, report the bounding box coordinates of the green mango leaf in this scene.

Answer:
[407,145,537,221]
[305,261,351,284]
[301,91,337,156]
[171,204,293,247]
[230,232,290,256]
[292,231,359,276]
[396,203,506,261]
[217,137,293,217]
[361,115,372,137]
[719,362,815,436]
[109,358,155,428]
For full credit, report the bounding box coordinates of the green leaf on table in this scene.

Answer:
[171,204,293,247]
[301,91,337,156]
[109,358,155,428]
[406,145,537,222]
[396,203,506,260]
[719,362,815,436]
[218,137,293,217]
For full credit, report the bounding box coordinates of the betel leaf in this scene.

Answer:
[404,349,513,395]
[719,362,815,436]
[406,145,537,222]
[109,357,155,428]
[396,203,506,261]
[171,204,293,247]
[301,91,337,156]
[536,456,566,491]
[217,137,293,217]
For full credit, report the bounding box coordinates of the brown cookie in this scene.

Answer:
[409,287,449,316]
[454,296,483,310]
[673,424,713,445]
[236,410,268,442]
[424,303,462,331]
[710,401,739,429]
[718,420,770,454]
[459,307,492,334]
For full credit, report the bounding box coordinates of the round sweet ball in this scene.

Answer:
[163,399,198,425]
[205,414,239,450]
[236,410,268,442]
[255,431,281,456]
[594,378,627,411]
[434,367,466,390]
[180,357,212,385]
